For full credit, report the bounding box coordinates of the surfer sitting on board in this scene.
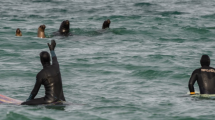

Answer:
[188,55,215,95]
[21,40,66,105]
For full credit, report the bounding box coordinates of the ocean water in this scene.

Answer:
[1,0,215,119]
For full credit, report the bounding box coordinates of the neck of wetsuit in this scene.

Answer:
[43,63,50,68]
[202,65,209,67]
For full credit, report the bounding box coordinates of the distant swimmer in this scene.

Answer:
[15,28,22,36]
[21,40,66,105]
[58,20,70,35]
[102,19,111,29]
[37,25,46,38]
[188,55,215,94]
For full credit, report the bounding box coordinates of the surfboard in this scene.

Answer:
[186,92,215,99]
[0,94,69,106]
[0,94,22,105]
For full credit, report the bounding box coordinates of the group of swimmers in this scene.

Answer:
[19,19,111,105]
[15,19,111,38]
[13,18,215,105]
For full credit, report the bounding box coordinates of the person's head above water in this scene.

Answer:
[40,51,50,67]
[200,54,210,67]
[59,20,70,34]
[102,19,111,29]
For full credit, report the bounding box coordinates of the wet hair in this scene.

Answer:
[200,55,210,67]
[40,51,50,66]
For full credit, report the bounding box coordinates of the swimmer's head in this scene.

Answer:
[200,55,210,67]
[40,51,50,66]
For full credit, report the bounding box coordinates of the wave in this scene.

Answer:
[131,69,173,79]
[159,37,187,43]
[182,26,210,34]
[156,11,186,16]
[134,2,154,7]
[201,13,215,19]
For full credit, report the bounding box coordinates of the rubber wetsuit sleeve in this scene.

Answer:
[29,77,42,100]
[50,50,59,66]
[188,71,197,93]
[26,94,33,101]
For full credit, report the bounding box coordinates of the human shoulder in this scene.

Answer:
[193,68,201,72]
[209,66,215,69]
[36,69,46,79]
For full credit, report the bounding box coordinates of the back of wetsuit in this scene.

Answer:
[36,53,66,102]
[21,40,65,105]
[188,55,215,94]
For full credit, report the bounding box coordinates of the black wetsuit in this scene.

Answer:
[188,66,215,94]
[21,51,65,105]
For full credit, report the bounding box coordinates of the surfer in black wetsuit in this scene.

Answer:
[21,40,66,105]
[188,55,215,95]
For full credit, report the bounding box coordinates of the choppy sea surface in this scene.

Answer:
[1,0,215,119]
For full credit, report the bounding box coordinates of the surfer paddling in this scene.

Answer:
[188,55,215,95]
[21,40,66,105]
